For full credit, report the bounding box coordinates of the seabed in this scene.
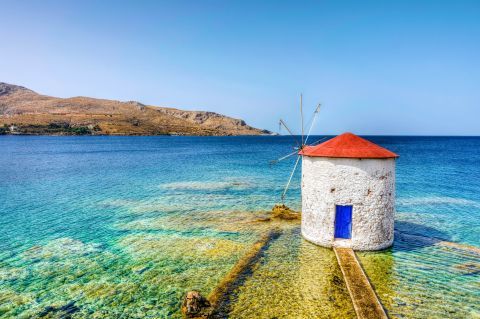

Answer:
[1,206,479,318]
[180,206,385,319]
[178,208,480,319]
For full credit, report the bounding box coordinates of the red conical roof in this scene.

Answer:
[299,132,399,159]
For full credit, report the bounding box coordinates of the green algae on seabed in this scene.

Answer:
[0,207,301,319]
[357,237,480,319]
[0,289,34,317]
[0,204,352,319]
[99,177,299,216]
[0,235,252,318]
[208,229,283,315]
[117,209,298,234]
[3,200,477,319]
[100,194,277,216]
[2,206,478,319]
[227,228,356,319]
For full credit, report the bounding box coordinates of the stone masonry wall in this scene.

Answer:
[301,157,395,250]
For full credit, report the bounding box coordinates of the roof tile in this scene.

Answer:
[299,132,399,158]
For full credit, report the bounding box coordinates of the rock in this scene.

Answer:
[332,274,343,286]
[37,301,80,318]
[271,204,300,220]
[454,262,480,275]
[0,82,34,96]
[181,291,211,318]
[132,265,150,274]
[393,297,407,306]
[125,100,146,110]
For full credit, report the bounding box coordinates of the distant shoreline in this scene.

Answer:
[0,82,272,137]
[1,133,478,138]
[0,131,277,137]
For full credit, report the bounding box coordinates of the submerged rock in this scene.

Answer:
[271,204,300,220]
[37,300,80,318]
[454,262,480,275]
[181,291,211,318]
[22,238,101,260]
[0,267,28,281]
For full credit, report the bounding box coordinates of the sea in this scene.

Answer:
[0,135,479,318]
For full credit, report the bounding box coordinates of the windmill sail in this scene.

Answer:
[279,119,301,148]
[304,103,321,145]
[269,150,298,165]
[272,95,324,203]
[281,155,301,202]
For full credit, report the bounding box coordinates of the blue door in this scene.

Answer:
[334,205,352,239]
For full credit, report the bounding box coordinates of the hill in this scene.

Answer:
[0,82,271,136]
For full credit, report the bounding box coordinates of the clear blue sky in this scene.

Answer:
[1,0,479,135]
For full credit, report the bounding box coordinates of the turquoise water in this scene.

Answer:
[0,136,479,318]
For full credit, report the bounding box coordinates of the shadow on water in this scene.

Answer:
[393,221,451,252]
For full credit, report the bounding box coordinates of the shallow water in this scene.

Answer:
[0,135,479,318]
[228,227,356,319]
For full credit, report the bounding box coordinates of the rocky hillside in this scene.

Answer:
[0,82,270,136]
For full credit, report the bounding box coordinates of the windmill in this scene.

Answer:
[271,94,327,203]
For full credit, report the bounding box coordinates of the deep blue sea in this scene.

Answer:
[0,136,479,318]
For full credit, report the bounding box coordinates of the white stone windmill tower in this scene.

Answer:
[274,97,399,251]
